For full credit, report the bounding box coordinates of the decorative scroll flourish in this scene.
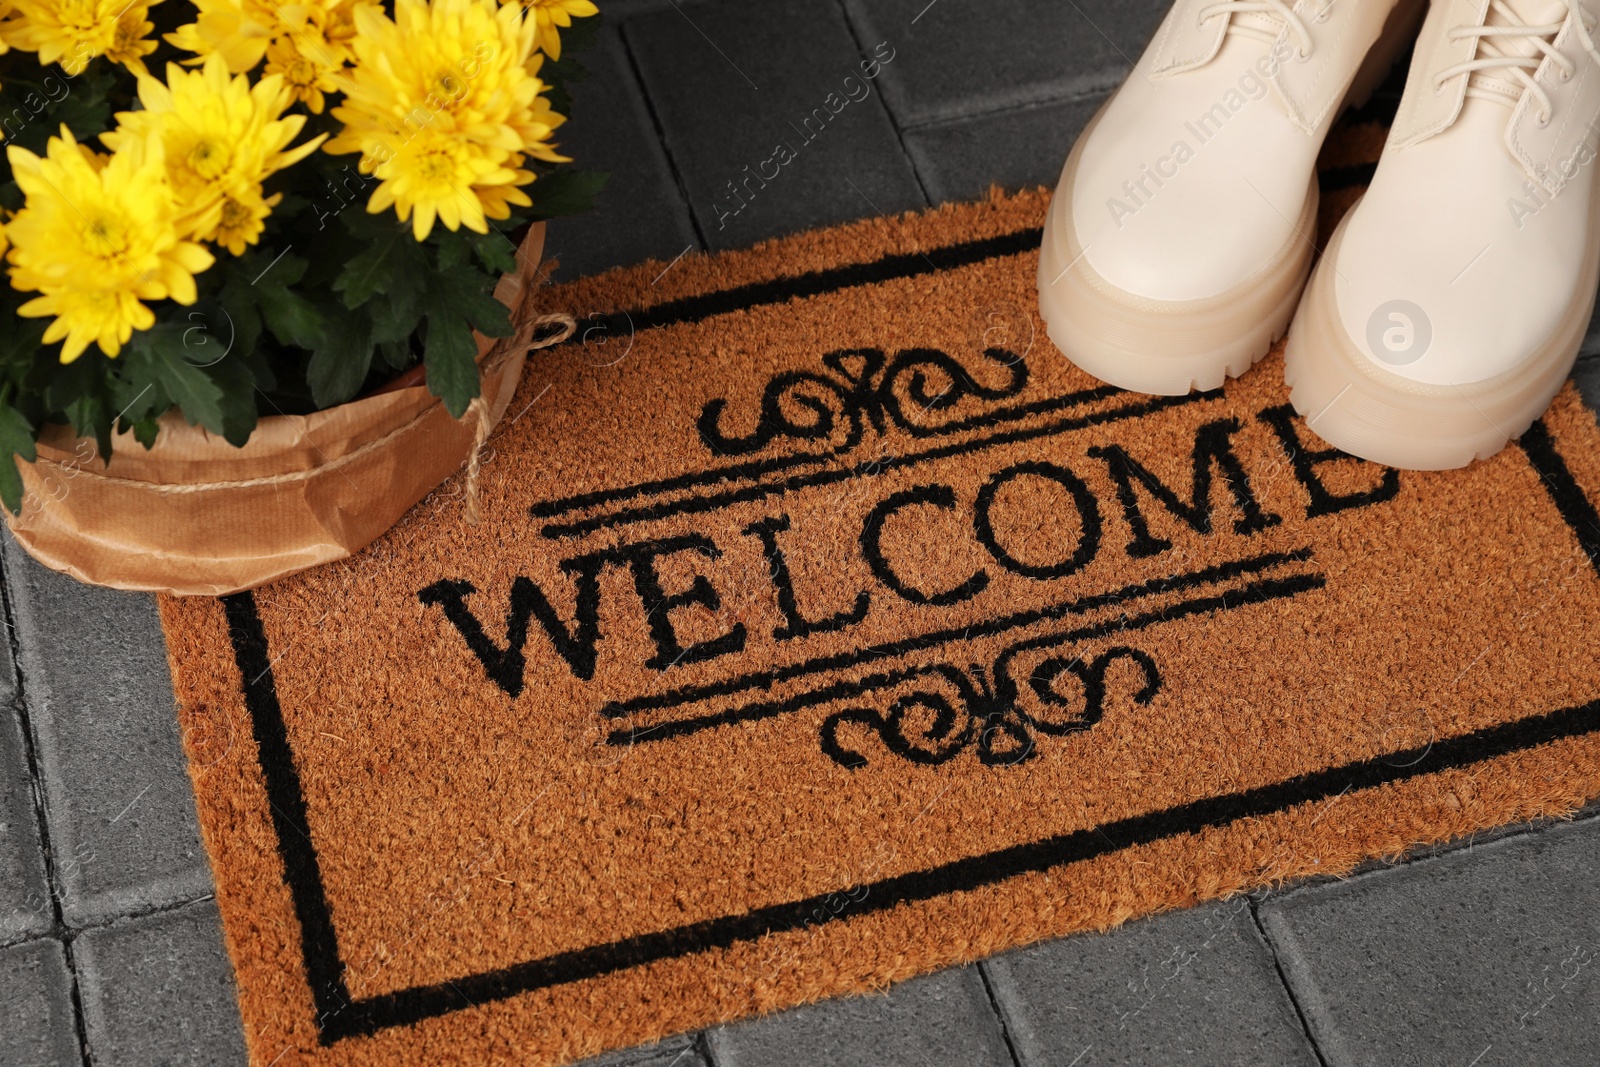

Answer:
[819,646,1161,769]
[696,346,1029,458]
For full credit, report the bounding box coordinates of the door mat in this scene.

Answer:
[161,141,1600,1065]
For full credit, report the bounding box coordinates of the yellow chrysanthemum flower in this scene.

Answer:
[263,26,343,113]
[324,0,569,240]
[6,0,163,76]
[475,154,535,220]
[212,187,277,254]
[499,0,596,61]
[5,128,215,363]
[101,56,327,255]
[164,0,277,71]
[165,0,372,82]
[360,125,514,240]
[106,2,159,75]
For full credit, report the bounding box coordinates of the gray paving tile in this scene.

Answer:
[1582,293,1600,359]
[0,560,19,707]
[575,1033,704,1067]
[841,0,1168,127]
[1,702,52,945]
[985,899,1319,1067]
[623,0,927,250]
[0,937,81,1067]
[0,535,211,929]
[1258,815,1600,1067]
[705,965,1012,1067]
[542,21,701,281]
[1576,355,1600,412]
[74,898,245,1067]
[903,95,1105,204]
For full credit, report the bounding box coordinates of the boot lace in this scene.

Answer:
[1435,0,1600,125]
[1197,0,1322,59]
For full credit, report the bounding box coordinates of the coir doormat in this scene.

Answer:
[161,175,1600,1064]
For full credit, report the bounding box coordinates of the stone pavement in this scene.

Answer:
[4,1,1600,1063]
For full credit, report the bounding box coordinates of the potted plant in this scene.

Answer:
[0,0,603,595]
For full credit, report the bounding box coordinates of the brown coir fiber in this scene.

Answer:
[161,160,1600,1065]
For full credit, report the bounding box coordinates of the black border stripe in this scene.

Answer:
[221,595,351,1026]
[565,227,1043,346]
[1519,419,1600,577]
[318,693,1600,1041]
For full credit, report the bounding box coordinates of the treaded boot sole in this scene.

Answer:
[1037,104,1319,397]
[1283,204,1598,470]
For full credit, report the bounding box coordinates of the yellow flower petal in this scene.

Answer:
[324,0,570,238]
[6,128,215,361]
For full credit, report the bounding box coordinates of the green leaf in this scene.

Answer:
[65,393,113,460]
[0,404,37,516]
[467,231,520,276]
[125,325,229,435]
[541,13,600,114]
[465,295,512,339]
[0,304,48,372]
[370,282,424,345]
[40,351,103,415]
[528,169,608,222]
[335,220,423,310]
[417,259,520,417]
[248,253,326,348]
[259,285,325,349]
[306,310,375,408]
[420,292,474,412]
[553,11,602,68]
[437,229,476,270]
[422,312,480,419]
[4,64,117,157]
[176,305,236,369]
[429,266,515,338]
[542,79,574,118]
[130,415,161,449]
[217,272,265,362]
[200,355,261,447]
[377,339,415,371]
[110,371,169,428]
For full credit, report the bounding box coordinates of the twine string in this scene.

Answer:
[462,312,574,524]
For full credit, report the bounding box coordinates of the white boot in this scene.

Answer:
[1038,0,1418,396]
[1285,0,1600,469]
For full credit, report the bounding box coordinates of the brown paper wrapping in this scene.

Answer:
[4,224,548,597]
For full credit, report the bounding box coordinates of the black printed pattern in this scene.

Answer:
[697,345,1029,458]
[820,647,1160,769]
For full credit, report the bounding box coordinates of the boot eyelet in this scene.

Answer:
[1536,111,1552,127]
[1557,67,1573,83]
